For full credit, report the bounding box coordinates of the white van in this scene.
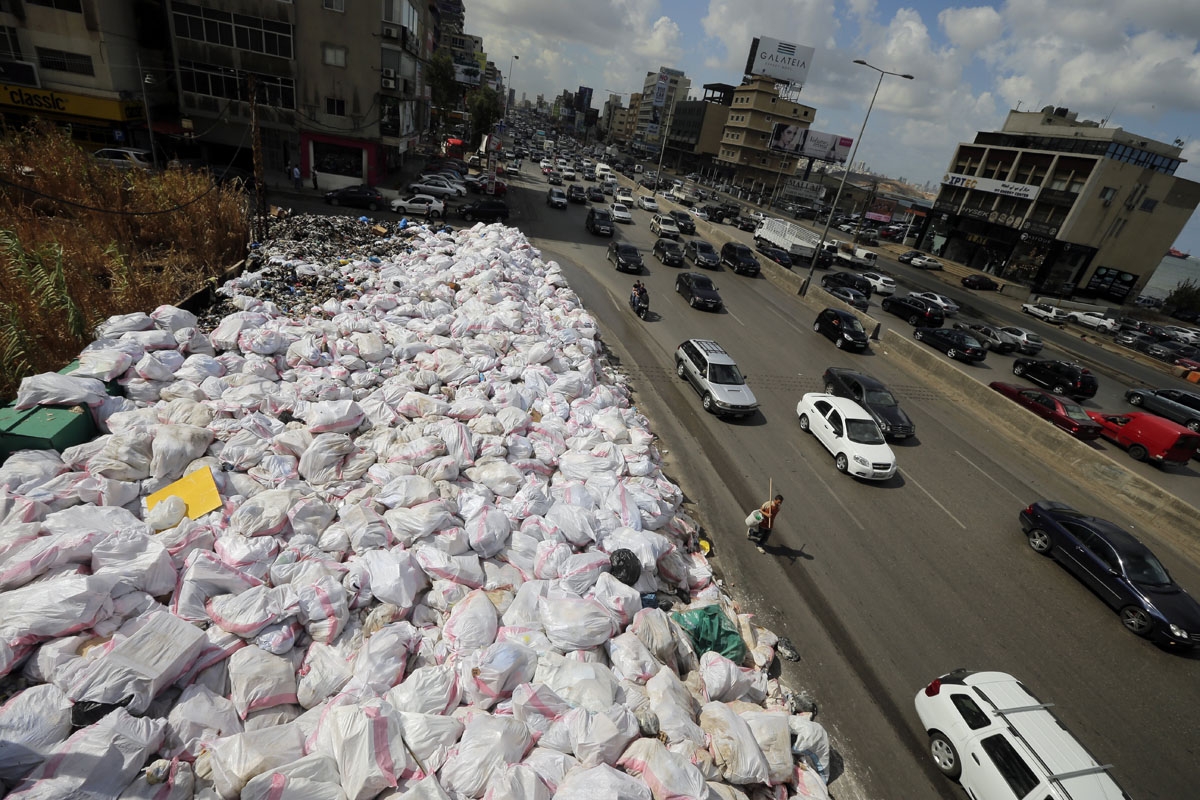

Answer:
[914,670,1129,800]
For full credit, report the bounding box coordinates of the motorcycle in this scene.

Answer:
[629,290,649,319]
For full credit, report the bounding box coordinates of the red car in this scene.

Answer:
[988,382,1103,440]
[1175,356,1200,370]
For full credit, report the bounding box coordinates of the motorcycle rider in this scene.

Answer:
[631,281,649,311]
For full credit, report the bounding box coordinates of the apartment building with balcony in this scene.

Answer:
[714,76,814,192]
[928,106,1200,303]
[0,0,171,154]
[659,83,733,174]
[635,67,688,146]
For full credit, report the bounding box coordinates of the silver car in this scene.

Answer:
[674,338,758,418]
[999,326,1044,355]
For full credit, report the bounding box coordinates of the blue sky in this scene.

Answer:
[468,0,1200,254]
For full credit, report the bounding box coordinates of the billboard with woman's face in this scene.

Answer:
[770,124,853,162]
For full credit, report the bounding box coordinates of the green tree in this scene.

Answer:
[1165,278,1200,314]
[426,51,460,134]
[465,87,503,147]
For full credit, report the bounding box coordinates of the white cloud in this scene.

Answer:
[938,6,1004,52]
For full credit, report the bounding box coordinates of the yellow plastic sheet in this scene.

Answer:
[145,466,221,520]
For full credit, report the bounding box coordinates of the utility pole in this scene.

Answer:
[249,74,268,243]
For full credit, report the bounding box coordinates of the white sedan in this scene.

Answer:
[1066,311,1118,332]
[610,203,633,224]
[912,291,960,316]
[690,207,710,221]
[1021,303,1069,322]
[861,272,896,295]
[796,393,896,480]
[909,255,942,269]
[390,194,445,217]
[637,196,659,211]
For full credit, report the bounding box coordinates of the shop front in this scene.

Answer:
[0,84,145,151]
[302,132,387,188]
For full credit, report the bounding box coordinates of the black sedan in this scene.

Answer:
[824,285,870,311]
[897,249,925,264]
[675,272,723,311]
[913,328,987,363]
[459,198,509,222]
[669,210,696,235]
[685,239,721,269]
[821,366,914,438]
[812,308,869,352]
[586,186,605,202]
[756,244,793,268]
[1144,340,1199,363]
[735,215,759,232]
[652,238,685,267]
[961,274,1000,290]
[1019,501,1200,647]
[1011,358,1098,399]
[607,241,644,273]
[324,185,385,210]
[567,184,587,203]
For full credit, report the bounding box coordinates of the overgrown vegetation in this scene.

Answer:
[1165,278,1200,316]
[0,121,249,398]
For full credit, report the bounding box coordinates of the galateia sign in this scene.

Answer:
[745,37,816,87]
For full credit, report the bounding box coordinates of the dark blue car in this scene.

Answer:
[1019,501,1200,648]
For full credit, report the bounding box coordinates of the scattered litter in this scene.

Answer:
[0,214,831,798]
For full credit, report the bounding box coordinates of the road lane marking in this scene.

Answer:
[954,450,1024,501]
[805,469,866,530]
[728,311,746,327]
[899,468,967,528]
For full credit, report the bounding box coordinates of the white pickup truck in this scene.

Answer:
[754,218,821,260]
[836,241,878,269]
[1065,310,1118,332]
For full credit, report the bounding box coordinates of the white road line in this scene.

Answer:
[807,469,866,530]
[728,311,746,327]
[954,450,1024,501]
[899,467,967,529]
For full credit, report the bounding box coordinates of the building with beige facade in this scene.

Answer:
[926,106,1200,303]
[714,76,814,193]
[635,68,688,146]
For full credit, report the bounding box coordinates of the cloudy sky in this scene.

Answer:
[466,0,1200,254]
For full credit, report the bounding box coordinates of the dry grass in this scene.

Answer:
[0,121,249,398]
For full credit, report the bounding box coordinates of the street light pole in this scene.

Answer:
[800,60,913,295]
[652,101,675,198]
[504,55,519,122]
[138,54,157,169]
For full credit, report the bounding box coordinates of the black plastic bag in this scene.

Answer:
[609,548,641,586]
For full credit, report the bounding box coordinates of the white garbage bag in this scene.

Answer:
[206,722,305,799]
[163,684,243,761]
[385,663,460,716]
[228,645,298,719]
[442,589,498,651]
[322,700,410,800]
[553,763,652,800]
[739,710,792,786]
[788,714,831,782]
[395,711,463,778]
[617,737,711,800]
[0,684,73,784]
[438,713,532,798]
[240,753,345,800]
[481,762,550,800]
[698,702,770,785]
[15,373,109,409]
[456,641,538,709]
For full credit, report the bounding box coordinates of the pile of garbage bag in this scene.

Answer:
[0,216,833,799]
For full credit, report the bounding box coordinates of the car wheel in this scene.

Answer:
[1128,394,1144,406]
[676,361,686,379]
[834,453,849,473]
[947,348,958,359]
[929,733,962,780]
[1128,444,1149,462]
[431,211,441,219]
[1188,420,1200,432]
[914,329,924,340]
[675,281,683,293]
[690,296,699,308]
[368,202,379,211]
[1120,606,1154,637]
[835,338,846,349]
[798,413,811,432]
[330,198,340,206]
[702,393,715,413]
[1012,363,1025,376]
[1026,528,1053,554]
[813,321,822,332]
[908,315,920,325]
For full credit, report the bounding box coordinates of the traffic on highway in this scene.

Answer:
[297,129,1200,800]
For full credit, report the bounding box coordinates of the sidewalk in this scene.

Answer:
[261,156,432,201]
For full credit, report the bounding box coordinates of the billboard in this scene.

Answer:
[453,60,482,86]
[652,70,670,107]
[768,125,852,161]
[745,37,815,87]
[865,197,897,223]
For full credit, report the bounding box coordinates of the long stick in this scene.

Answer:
[768,478,773,528]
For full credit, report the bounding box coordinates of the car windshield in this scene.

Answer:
[696,242,715,254]
[846,419,886,444]
[1061,402,1090,422]
[661,241,682,252]
[707,363,745,385]
[864,389,896,406]
[594,210,610,219]
[617,244,638,256]
[839,317,865,333]
[691,276,714,290]
[613,204,628,212]
[960,335,982,348]
[1123,552,1173,587]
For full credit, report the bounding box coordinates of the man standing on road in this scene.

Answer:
[748,494,783,551]
[311,167,319,190]
[292,164,301,190]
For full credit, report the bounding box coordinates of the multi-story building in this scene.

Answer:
[927,106,1200,303]
[0,0,170,155]
[660,83,733,175]
[715,76,815,193]
[620,92,640,144]
[635,67,688,146]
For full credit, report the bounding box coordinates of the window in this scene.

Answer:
[1140,198,1157,212]
[1099,186,1117,203]
[980,735,1040,798]
[0,26,20,60]
[36,46,93,75]
[173,3,234,48]
[323,45,346,67]
[27,0,82,11]
[178,59,295,110]
[234,14,293,59]
[325,97,346,116]
[323,0,344,9]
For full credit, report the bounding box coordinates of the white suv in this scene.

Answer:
[674,339,758,418]
[650,213,680,239]
[914,670,1129,800]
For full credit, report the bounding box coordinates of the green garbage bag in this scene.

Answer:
[671,605,746,663]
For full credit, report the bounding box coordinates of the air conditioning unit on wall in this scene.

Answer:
[382,78,397,90]
[382,26,399,39]
[382,68,396,79]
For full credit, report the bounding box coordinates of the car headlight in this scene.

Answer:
[1169,624,1189,640]
[877,419,891,432]
[853,455,870,466]
[843,332,856,340]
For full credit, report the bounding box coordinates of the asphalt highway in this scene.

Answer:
[278,169,1200,799]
